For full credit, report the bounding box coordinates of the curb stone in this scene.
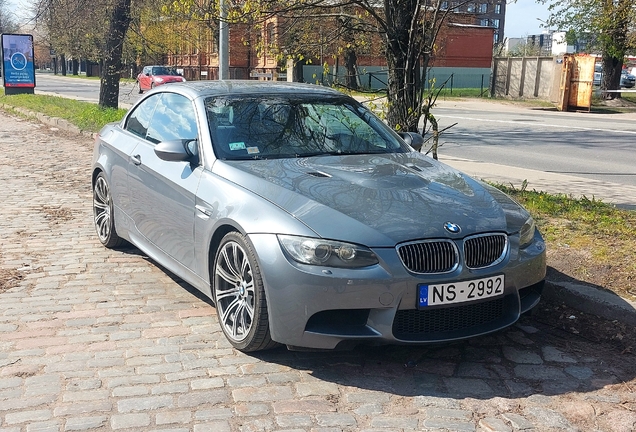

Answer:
[543,280,636,326]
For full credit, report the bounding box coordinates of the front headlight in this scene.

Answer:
[278,235,379,268]
[519,216,536,248]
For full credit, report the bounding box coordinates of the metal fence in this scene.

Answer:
[302,66,492,93]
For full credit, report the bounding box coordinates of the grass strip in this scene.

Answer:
[0,90,126,133]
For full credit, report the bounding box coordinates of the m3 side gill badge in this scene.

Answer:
[444,222,461,234]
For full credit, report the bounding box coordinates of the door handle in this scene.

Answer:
[131,154,141,165]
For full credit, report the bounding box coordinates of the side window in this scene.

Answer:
[146,93,199,144]
[124,94,160,139]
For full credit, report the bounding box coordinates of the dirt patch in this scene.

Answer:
[533,297,636,356]
[40,205,75,224]
[0,268,24,294]
[596,97,636,108]
[547,246,636,302]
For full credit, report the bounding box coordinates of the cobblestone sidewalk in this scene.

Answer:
[1,112,635,431]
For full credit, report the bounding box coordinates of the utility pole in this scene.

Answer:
[219,0,229,80]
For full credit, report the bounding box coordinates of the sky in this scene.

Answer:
[504,0,553,39]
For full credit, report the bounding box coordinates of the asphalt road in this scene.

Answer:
[434,100,636,187]
[33,72,636,189]
[34,72,141,108]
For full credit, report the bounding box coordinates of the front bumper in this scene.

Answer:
[248,231,546,350]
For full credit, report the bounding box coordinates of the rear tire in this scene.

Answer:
[213,232,277,352]
[93,173,125,249]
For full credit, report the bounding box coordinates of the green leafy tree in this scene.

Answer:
[546,0,635,98]
[251,0,460,133]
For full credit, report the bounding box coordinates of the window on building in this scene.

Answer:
[479,3,487,13]
[493,19,500,28]
[480,19,489,26]
[495,3,502,14]
[441,1,448,9]
[266,22,276,46]
[466,3,475,12]
[494,33,500,43]
[450,1,458,9]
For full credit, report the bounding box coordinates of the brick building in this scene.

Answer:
[165,10,495,86]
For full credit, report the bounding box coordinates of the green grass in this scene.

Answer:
[495,183,635,238]
[0,90,126,132]
[430,87,488,98]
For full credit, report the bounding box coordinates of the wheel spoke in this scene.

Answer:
[241,300,253,328]
[215,286,240,301]
[220,297,241,334]
[220,246,243,283]
[93,197,108,210]
[215,262,241,286]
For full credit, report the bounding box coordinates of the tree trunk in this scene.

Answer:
[343,48,358,90]
[601,55,623,100]
[98,0,133,109]
[60,54,67,76]
[72,59,79,75]
[384,0,422,132]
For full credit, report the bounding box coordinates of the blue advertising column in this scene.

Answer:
[2,33,36,95]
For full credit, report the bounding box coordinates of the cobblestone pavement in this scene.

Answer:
[1,111,635,432]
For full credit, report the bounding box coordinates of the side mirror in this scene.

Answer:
[155,139,198,162]
[398,132,424,151]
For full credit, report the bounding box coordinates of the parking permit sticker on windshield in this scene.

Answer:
[246,147,260,155]
[229,142,246,151]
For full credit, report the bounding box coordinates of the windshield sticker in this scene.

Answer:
[229,142,246,151]
[246,147,260,155]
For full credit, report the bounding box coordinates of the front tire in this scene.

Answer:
[213,232,277,352]
[93,173,124,248]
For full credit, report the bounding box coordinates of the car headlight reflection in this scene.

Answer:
[519,216,536,248]
[278,235,378,268]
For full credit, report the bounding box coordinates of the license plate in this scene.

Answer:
[418,275,504,308]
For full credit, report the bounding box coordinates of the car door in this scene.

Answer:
[127,92,202,270]
[139,66,151,90]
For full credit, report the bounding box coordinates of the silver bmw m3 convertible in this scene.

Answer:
[92,80,546,352]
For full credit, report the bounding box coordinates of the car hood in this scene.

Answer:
[215,153,529,246]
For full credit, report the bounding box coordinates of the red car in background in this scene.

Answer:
[137,65,186,93]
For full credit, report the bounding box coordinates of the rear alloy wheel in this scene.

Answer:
[93,173,124,248]
[213,232,277,352]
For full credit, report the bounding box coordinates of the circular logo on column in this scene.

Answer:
[10,52,28,70]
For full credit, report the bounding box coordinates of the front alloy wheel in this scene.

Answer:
[213,232,276,352]
[93,173,124,248]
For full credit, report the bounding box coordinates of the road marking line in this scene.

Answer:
[437,114,636,135]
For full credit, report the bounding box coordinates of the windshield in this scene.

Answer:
[205,95,408,160]
[152,66,179,76]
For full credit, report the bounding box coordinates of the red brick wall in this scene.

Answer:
[432,25,495,68]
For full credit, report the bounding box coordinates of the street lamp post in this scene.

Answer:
[219,0,229,80]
